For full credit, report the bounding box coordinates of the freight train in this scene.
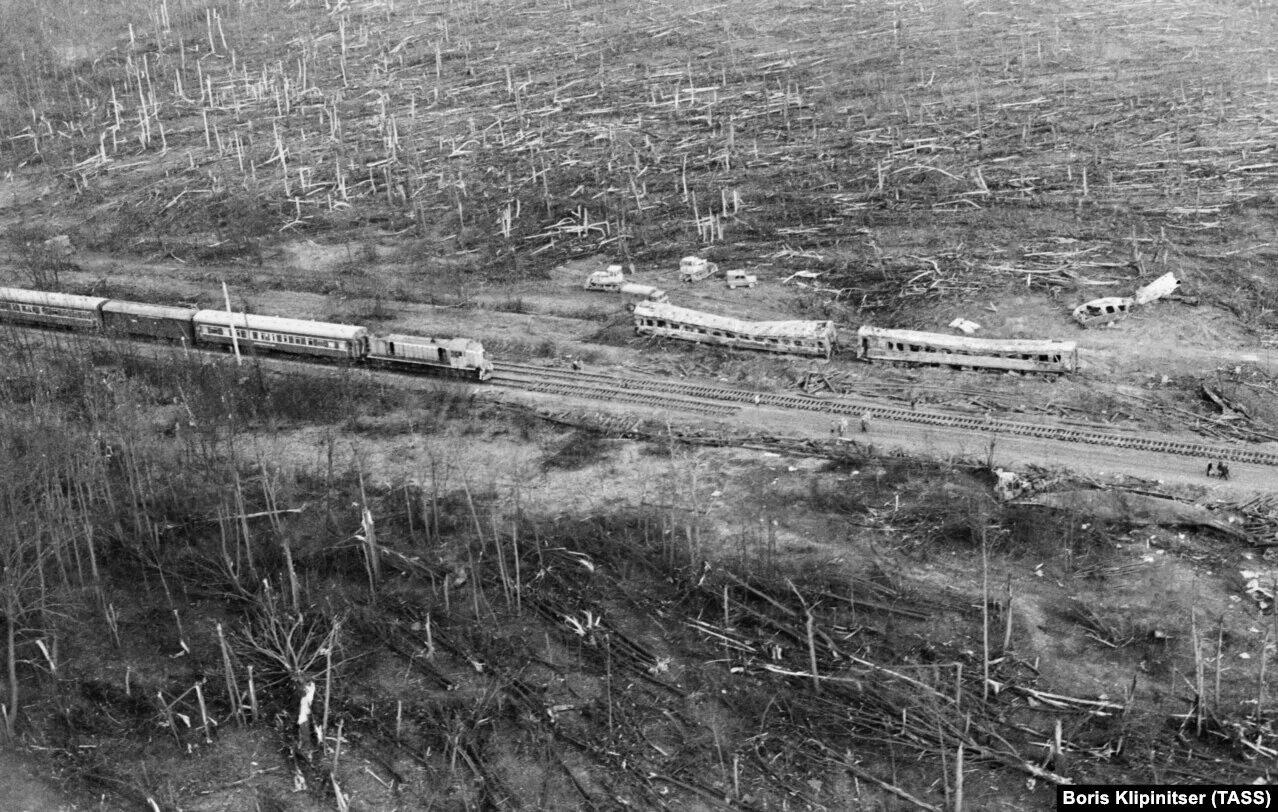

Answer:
[0,286,494,380]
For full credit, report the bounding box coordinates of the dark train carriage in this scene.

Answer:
[101,300,197,343]
[0,287,106,329]
[193,310,369,359]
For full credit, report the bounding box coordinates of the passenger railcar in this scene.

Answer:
[367,334,493,380]
[0,285,498,383]
[634,301,836,358]
[193,311,369,359]
[856,326,1077,374]
[102,301,197,343]
[0,287,106,329]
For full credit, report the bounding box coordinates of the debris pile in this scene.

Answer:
[1072,272,1180,328]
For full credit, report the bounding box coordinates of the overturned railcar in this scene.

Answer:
[634,301,836,358]
[857,326,1077,373]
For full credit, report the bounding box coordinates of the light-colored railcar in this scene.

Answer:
[367,334,493,380]
[633,301,836,358]
[0,287,107,329]
[193,311,369,359]
[856,326,1077,373]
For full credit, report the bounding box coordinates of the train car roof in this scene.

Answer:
[373,334,484,350]
[193,310,368,340]
[0,287,108,309]
[633,301,835,340]
[857,325,1076,352]
[102,300,198,319]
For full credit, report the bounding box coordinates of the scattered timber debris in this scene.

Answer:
[1200,383,1249,420]
[1021,490,1249,540]
[799,370,839,396]
[781,270,823,285]
[1220,495,1278,545]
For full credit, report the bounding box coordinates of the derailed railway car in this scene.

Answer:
[634,301,836,358]
[193,311,369,359]
[856,326,1077,373]
[0,287,107,329]
[367,334,493,380]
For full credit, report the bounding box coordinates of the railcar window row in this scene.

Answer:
[638,316,829,352]
[200,324,344,350]
[0,302,95,319]
[865,339,1070,366]
[869,338,1065,365]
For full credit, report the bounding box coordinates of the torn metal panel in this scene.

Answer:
[1072,296,1134,327]
[948,317,982,334]
[1133,272,1180,305]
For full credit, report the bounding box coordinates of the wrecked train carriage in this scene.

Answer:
[634,301,836,358]
[1072,297,1134,328]
[856,326,1077,373]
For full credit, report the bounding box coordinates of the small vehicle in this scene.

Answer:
[725,269,757,289]
[679,256,719,283]
[584,267,667,302]
[583,265,626,291]
[620,283,668,303]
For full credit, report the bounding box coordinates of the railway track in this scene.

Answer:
[494,362,1278,467]
[12,325,1278,468]
[491,363,740,417]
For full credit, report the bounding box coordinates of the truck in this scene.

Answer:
[679,256,719,283]
[584,266,668,303]
[725,269,757,289]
